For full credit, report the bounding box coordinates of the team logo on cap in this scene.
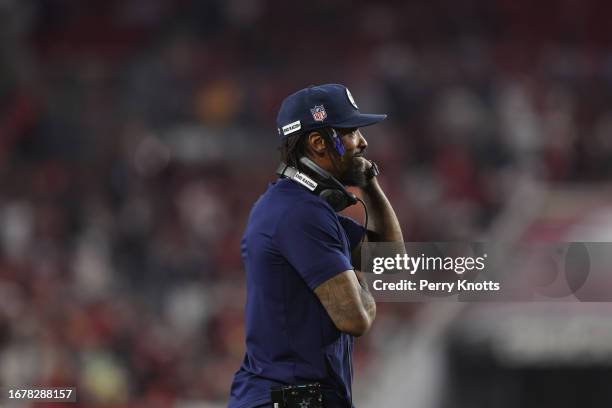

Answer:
[310,105,327,122]
[346,88,358,109]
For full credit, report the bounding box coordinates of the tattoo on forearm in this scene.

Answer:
[314,271,375,335]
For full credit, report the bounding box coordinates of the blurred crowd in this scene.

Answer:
[1,0,612,406]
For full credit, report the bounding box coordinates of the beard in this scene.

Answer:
[338,155,369,187]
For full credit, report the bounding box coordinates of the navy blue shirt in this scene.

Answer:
[228,178,365,408]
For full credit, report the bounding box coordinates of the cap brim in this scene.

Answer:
[331,113,387,129]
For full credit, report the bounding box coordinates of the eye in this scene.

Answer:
[336,128,356,137]
[343,128,357,137]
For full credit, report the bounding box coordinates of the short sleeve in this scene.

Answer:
[276,200,353,290]
[337,215,366,251]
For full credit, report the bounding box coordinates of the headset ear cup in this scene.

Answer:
[320,189,349,212]
[297,156,357,210]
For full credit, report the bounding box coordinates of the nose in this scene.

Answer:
[357,130,368,150]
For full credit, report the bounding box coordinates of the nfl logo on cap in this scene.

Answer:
[310,105,327,122]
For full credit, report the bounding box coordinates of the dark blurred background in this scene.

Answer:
[2,0,612,407]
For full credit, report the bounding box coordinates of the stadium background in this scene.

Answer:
[2,0,612,407]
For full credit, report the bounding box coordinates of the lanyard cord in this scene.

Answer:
[356,196,368,245]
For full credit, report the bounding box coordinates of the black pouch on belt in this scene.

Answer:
[270,383,324,408]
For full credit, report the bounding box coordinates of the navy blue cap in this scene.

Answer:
[276,84,387,139]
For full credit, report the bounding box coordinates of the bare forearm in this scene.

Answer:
[361,178,404,243]
[315,271,374,336]
[355,270,376,323]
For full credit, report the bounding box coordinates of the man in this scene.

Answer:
[228,84,404,408]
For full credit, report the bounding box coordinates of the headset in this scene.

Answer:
[276,157,357,212]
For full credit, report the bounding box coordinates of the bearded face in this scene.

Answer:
[333,128,370,187]
[339,154,369,187]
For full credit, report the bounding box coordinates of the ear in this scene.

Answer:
[306,132,327,156]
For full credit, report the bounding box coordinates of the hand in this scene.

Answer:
[364,160,379,183]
